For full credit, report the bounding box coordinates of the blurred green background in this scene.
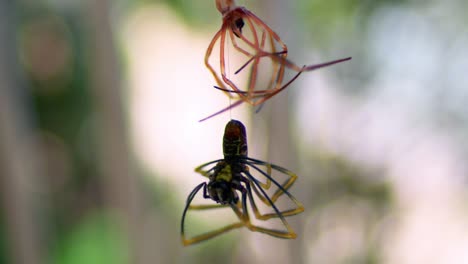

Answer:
[1,0,468,263]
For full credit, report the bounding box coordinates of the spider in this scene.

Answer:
[181,119,304,246]
[201,0,351,121]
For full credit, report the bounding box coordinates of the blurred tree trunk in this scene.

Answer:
[249,0,304,264]
[86,1,159,263]
[0,1,45,264]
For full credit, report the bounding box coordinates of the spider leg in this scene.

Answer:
[251,56,351,106]
[244,8,289,90]
[198,67,299,122]
[205,11,267,105]
[180,183,206,245]
[234,50,287,75]
[246,159,297,202]
[260,28,267,48]
[227,22,254,57]
[237,51,351,76]
[187,185,230,210]
[242,15,262,99]
[266,28,286,92]
[244,9,288,52]
[222,12,269,103]
[219,26,245,98]
[232,9,287,55]
[250,66,305,106]
[198,98,245,122]
[213,85,277,96]
[233,12,261,52]
[213,85,248,94]
[253,55,347,107]
[231,49,350,110]
[204,8,349,120]
[181,182,245,246]
[213,13,263,104]
[182,220,244,246]
[233,14,286,101]
[205,28,236,99]
[194,159,224,178]
[220,14,263,104]
[275,54,352,73]
[238,176,298,238]
[233,51,351,105]
[199,67,302,122]
[224,16,272,102]
[243,160,304,219]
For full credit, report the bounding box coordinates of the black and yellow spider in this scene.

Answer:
[181,120,304,246]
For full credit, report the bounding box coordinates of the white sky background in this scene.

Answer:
[122,2,468,264]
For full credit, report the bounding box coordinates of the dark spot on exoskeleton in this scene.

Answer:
[233,18,245,38]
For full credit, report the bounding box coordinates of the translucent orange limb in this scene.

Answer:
[198,68,304,122]
[244,8,287,50]
[232,8,287,55]
[266,30,285,92]
[226,11,261,55]
[226,10,288,99]
[198,99,245,122]
[247,67,305,105]
[200,55,349,122]
[219,29,251,102]
[219,13,263,103]
[233,13,262,99]
[250,57,352,107]
[204,19,259,101]
[246,9,289,94]
[231,55,352,107]
[202,4,351,121]
[240,8,288,93]
[204,25,254,103]
[198,71,302,122]
[206,7,289,102]
[228,9,350,94]
[225,20,254,57]
[236,51,351,76]
[205,28,234,98]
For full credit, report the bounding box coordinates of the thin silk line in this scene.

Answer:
[226,32,233,120]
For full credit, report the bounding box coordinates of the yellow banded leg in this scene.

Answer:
[249,161,298,202]
[182,203,244,246]
[249,182,304,220]
[231,187,297,239]
[243,163,304,220]
[269,165,299,202]
[182,222,244,246]
[194,160,223,178]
